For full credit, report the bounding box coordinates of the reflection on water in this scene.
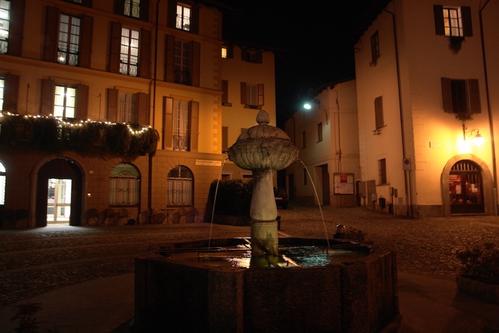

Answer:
[166,245,366,270]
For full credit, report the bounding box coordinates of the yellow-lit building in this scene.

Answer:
[355,0,499,216]
[220,44,276,179]
[284,80,360,207]
[0,0,276,227]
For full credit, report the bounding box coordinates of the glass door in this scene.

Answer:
[47,178,72,224]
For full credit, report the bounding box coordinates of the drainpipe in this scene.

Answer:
[384,7,414,218]
[147,0,160,223]
[479,0,497,215]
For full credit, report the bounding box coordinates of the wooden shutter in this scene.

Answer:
[222,126,228,152]
[240,82,247,105]
[40,79,55,116]
[461,6,473,37]
[375,96,384,129]
[467,79,481,114]
[140,0,149,21]
[8,0,25,56]
[167,0,177,28]
[109,22,122,73]
[191,41,200,87]
[44,6,60,61]
[221,80,228,104]
[433,5,444,36]
[136,92,150,125]
[164,35,175,82]
[139,29,151,78]
[441,77,453,113]
[79,16,93,68]
[257,84,264,106]
[188,101,199,152]
[114,0,125,14]
[106,88,119,122]
[75,84,89,120]
[163,96,173,149]
[3,74,19,112]
[190,4,199,33]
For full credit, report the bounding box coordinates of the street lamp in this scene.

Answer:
[303,102,313,111]
[462,124,485,147]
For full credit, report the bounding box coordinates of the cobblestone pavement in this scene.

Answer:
[1,206,498,306]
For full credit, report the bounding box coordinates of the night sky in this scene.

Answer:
[217,0,390,124]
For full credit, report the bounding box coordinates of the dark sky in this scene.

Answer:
[216,0,389,124]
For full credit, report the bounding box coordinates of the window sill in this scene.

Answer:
[243,105,261,110]
[222,102,232,107]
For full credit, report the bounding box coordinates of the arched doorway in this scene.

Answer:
[448,160,484,214]
[36,158,83,227]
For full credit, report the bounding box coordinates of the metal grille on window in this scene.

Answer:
[173,100,190,151]
[167,165,193,206]
[58,14,80,65]
[120,27,140,76]
[0,0,10,54]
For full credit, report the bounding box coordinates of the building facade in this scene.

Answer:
[284,80,360,207]
[0,0,276,228]
[355,0,499,216]
[220,44,276,180]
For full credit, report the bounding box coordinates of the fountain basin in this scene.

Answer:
[134,238,400,332]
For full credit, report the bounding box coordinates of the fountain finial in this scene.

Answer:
[256,109,270,125]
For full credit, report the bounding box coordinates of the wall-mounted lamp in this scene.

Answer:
[462,124,485,147]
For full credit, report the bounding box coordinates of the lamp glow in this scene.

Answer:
[303,102,312,111]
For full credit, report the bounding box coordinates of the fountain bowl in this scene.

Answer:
[134,237,400,333]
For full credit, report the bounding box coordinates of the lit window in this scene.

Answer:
[54,85,76,119]
[174,40,192,84]
[120,27,140,76]
[176,3,191,31]
[118,91,137,123]
[0,161,6,205]
[443,7,463,37]
[110,163,140,206]
[173,100,190,151]
[167,165,193,206]
[57,14,81,66]
[0,0,10,54]
[221,46,227,59]
[0,78,4,110]
[124,0,141,18]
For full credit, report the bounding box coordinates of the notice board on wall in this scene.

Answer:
[333,173,355,195]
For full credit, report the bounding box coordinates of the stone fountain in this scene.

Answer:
[134,111,400,332]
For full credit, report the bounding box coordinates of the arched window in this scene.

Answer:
[0,162,5,205]
[167,165,193,206]
[110,163,140,206]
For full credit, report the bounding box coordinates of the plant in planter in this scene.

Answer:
[456,242,499,304]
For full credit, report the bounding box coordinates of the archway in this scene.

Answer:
[441,155,494,215]
[36,158,83,227]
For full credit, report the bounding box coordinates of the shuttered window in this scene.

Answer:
[120,27,139,76]
[378,158,387,185]
[370,31,379,65]
[434,5,472,37]
[57,14,81,66]
[176,3,191,31]
[222,126,228,152]
[54,85,76,119]
[174,40,192,84]
[167,165,193,207]
[374,96,384,130]
[172,99,190,151]
[222,80,231,106]
[118,92,137,123]
[0,0,10,54]
[441,78,481,118]
[240,82,264,108]
[317,123,323,142]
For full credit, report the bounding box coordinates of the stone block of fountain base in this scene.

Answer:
[134,238,399,333]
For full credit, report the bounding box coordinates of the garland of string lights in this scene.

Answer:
[0,111,159,157]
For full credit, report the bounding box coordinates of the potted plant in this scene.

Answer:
[456,242,499,304]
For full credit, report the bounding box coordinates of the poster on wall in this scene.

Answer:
[333,173,355,195]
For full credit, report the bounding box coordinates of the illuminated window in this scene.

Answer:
[110,163,140,206]
[221,46,227,58]
[124,0,141,18]
[174,40,192,84]
[118,91,137,123]
[370,31,379,65]
[57,14,80,66]
[120,27,139,76]
[0,78,4,110]
[173,100,190,151]
[0,0,10,54]
[0,161,6,205]
[378,158,387,185]
[167,165,193,206]
[54,85,76,119]
[443,6,463,37]
[176,3,191,31]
